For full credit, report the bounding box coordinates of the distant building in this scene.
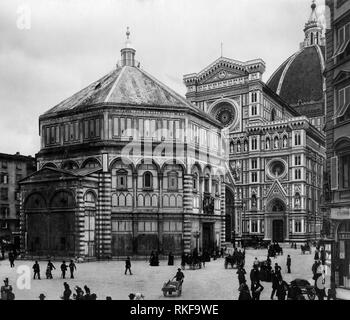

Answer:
[19,30,228,258]
[267,1,326,132]
[324,0,350,297]
[0,152,35,248]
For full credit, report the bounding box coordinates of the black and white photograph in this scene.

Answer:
[0,0,349,309]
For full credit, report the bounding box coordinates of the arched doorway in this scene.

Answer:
[267,198,286,242]
[225,187,235,243]
[24,190,76,256]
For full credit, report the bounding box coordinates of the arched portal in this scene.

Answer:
[24,190,76,256]
[225,187,235,243]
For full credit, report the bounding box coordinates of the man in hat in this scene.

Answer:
[1,278,14,300]
[61,282,71,300]
[32,261,41,280]
[69,260,77,279]
[174,268,185,284]
[38,293,46,300]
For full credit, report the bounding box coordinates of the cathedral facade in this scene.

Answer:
[183,55,325,245]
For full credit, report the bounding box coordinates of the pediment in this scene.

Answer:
[19,167,79,184]
[199,67,247,85]
[197,58,248,85]
[266,179,287,201]
[333,70,350,85]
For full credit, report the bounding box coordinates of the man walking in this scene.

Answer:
[46,260,55,279]
[32,261,41,280]
[286,255,291,273]
[125,256,132,275]
[69,260,77,279]
[8,252,15,268]
[270,271,279,300]
[61,261,68,279]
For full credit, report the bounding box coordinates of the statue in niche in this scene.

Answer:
[237,141,241,152]
[283,136,287,148]
[266,138,270,149]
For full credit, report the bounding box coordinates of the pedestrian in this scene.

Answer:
[237,265,246,285]
[69,260,77,279]
[46,260,55,279]
[220,248,224,258]
[84,285,91,300]
[253,257,259,267]
[270,271,279,300]
[274,263,282,279]
[60,261,67,279]
[251,280,264,300]
[61,282,71,300]
[38,293,46,300]
[238,281,252,300]
[33,261,41,280]
[73,286,84,300]
[168,252,174,266]
[320,247,326,265]
[286,255,291,273]
[8,252,15,268]
[125,256,132,275]
[174,268,185,284]
[314,248,319,260]
[276,279,289,300]
[1,278,14,300]
[250,264,260,284]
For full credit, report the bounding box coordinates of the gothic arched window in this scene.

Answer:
[271,109,276,121]
[143,171,153,189]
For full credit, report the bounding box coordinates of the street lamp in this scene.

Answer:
[242,200,247,248]
[193,231,200,252]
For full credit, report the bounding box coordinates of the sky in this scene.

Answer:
[0,0,327,157]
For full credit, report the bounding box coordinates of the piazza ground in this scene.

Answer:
[0,247,321,300]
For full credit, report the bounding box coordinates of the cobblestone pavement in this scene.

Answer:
[0,247,319,300]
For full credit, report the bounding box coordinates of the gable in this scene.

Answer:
[19,167,79,184]
[199,67,247,85]
[266,179,287,201]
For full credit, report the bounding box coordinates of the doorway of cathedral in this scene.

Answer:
[202,223,215,253]
[272,220,284,242]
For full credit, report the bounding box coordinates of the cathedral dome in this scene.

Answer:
[267,44,325,107]
[267,1,326,121]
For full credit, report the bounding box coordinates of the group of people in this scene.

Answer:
[61,282,97,300]
[225,248,245,268]
[267,242,283,258]
[32,260,77,280]
[238,258,290,300]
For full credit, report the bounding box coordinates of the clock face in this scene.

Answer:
[218,71,226,79]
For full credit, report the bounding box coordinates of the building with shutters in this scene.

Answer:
[0,152,35,248]
[324,0,350,296]
[19,29,229,259]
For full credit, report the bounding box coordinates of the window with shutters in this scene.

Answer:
[295,155,301,166]
[251,172,258,183]
[251,137,258,150]
[340,154,350,189]
[333,22,350,60]
[168,171,178,191]
[331,156,339,190]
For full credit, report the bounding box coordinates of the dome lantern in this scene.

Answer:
[301,0,325,48]
[120,27,136,67]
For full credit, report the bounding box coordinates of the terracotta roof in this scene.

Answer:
[267,45,325,107]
